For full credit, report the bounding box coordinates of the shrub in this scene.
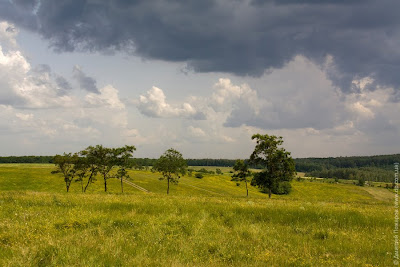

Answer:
[271,181,292,195]
[195,173,203,179]
[196,168,215,175]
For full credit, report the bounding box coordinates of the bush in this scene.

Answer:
[197,168,215,175]
[195,173,204,179]
[272,181,292,195]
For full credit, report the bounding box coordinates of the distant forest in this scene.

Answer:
[294,154,400,182]
[0,156,237,167]
[0,154,398,182]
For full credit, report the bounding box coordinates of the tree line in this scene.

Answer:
[296,154,399,182]
[305,167,394,183]
[295,154,400,172]
[0,156,54,163]
[2,153,398,173]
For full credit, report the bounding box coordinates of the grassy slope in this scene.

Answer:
[0,164,394,266]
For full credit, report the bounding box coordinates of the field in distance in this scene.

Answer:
[0,164,394,266]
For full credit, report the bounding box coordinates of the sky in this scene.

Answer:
[0,0,399,159]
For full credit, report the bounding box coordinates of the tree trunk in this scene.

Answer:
[268,188,272,198]
[245,180,248,197]
[84,171,94,192]
[167,178,170,194]
[81,178,84,193]
[84,176,91,192]
[104,176,107,192]
[121,178,123,193]
[65,178,73,192]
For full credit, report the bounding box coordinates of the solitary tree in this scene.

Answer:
[231,159,252,197]
[249,134,296,198]
[153,148,187,194]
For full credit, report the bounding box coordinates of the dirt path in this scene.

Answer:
[180,182,225,196]
[363,187,394,202]
[122,179,150,193]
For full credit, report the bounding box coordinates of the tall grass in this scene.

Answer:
[0,164,394,266]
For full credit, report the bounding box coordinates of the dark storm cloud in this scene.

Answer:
[12,0,38,9]
[2,0,400,93]
[72,66,99,93]
[0,0,37,30]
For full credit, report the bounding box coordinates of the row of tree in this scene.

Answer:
[52,145,136,193]
[53,145,188,194]
[53,134,296,198]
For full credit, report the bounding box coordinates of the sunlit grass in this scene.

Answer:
[0,164,394,266]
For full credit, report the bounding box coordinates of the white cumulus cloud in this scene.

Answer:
[137,86,205,119]
[211,78,262,114]
[85,85,125,109]
[0,22,75,108]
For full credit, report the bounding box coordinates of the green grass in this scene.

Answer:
[0,164,395,266]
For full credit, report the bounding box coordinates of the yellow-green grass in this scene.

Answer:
[0,164,395,266]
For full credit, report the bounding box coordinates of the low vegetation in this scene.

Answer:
[0,164,393,266]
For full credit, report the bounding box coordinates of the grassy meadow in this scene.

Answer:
[0,164,395,266]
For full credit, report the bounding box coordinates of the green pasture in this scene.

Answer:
[0,164,395,266]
